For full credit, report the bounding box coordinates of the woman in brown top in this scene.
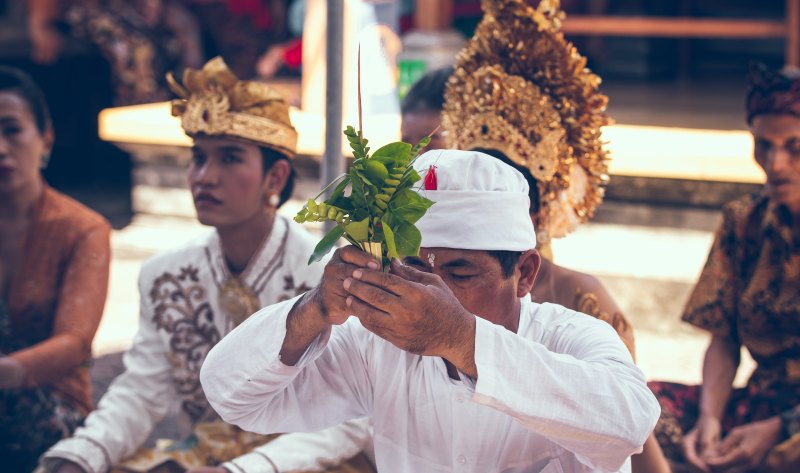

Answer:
[0,66,111,471]
[649,64,800,473]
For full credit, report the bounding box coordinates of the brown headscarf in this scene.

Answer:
[746,62,800,124]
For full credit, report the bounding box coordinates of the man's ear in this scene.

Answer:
[263,159,291,195]
[515,249,540,298]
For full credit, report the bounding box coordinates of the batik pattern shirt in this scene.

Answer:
[682,192,800,393]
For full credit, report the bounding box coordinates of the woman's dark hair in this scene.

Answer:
[401,66,454,115]
[472,147,541,215]
[260,147,295,207]
[0,66,51,133]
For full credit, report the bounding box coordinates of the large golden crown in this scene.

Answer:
[443,0,610,244]
[167,57,298,158]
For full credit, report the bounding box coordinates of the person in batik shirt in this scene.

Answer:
[649,63,800,473]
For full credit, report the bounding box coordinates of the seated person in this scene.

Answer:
[649,63,800,473]
[28,0,203,104]
[42,57,372,473]
[200,148,661,472]
[0,66,112,472]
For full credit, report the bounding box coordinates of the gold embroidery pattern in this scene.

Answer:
[150,266,220,421]
[218,278,261,328]
[574,289,635,358]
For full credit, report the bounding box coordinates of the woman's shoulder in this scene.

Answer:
[39,186,111,235]
[551,264,636,356]
[552,264,607,301]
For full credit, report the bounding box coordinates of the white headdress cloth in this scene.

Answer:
[413,149,537,251]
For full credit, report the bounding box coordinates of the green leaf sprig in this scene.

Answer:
[295,127,434,269]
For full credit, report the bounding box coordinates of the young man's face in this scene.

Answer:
[188,135,267,228]
[751,113,800,214]
[403,247,538,329]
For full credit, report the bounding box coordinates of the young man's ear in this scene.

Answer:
[515,249,541,298]
[264,159,291,194]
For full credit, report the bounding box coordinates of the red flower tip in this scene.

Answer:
[424,165,437,190]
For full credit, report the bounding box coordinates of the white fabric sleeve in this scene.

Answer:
[469,314,660,473]
[42,274,175,473]
[201,294,373,436]
[221,417,372,473]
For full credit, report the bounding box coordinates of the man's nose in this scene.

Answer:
[766,147,791,175]
[193,160,220,184]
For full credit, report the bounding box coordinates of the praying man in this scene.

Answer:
[200,150,661,473]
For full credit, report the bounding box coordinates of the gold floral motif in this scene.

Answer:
[168,57,297,158]
[218,277,261,327]
[575,289,635,358]
[575,291,608,323]
[149,267,220,421]
[444,0,610,243]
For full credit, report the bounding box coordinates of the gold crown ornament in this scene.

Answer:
[443,0,611,244]
[167,57,298,158]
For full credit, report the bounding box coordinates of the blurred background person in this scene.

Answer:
[0,65,111,472]
[648,63,800,473]
[254,0,304,80]
[399,65,452,151]
[182,0,297,79]
[27,0,203,105]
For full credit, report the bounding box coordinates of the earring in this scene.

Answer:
[40,151,51,170]
[268,193,280,207]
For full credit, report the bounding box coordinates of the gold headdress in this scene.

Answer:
[443,0,610,244]
[167,57,297,158]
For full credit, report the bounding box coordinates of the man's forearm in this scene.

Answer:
[700,335,739,420]
[443,316,477,379]
[280,291,330,366]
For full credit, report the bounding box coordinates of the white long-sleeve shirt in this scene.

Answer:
[42,217,371,473]
[201,295,660,473]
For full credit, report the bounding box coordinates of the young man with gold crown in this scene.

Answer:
[40,57,372,473]
[200,147,661,472]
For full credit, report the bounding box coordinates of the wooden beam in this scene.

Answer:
[561,16,786,39]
